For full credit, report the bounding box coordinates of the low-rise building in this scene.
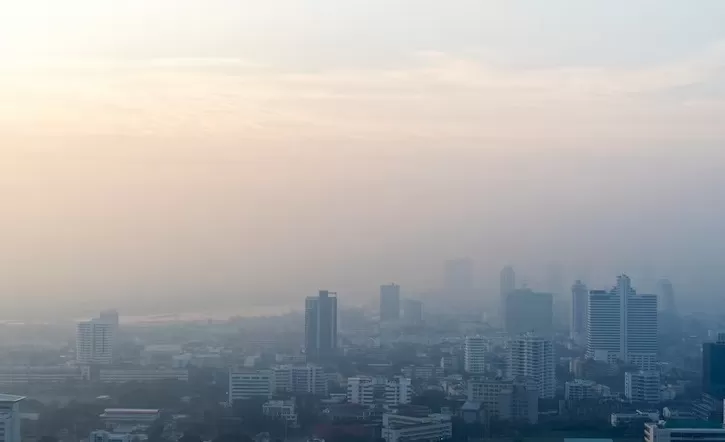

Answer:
[565,379,611,400]
[347,377,375,407]
[381,413,452,442]
[467,377,538,424]
[273,364,328,396]
[99,369,188,383]
[89,430,145,442]
[100,409,160,432]
[229,370,273,403]
[385,377,412,407]
[0,394,24,442]
[645,420,725,442]
[262,400,298,428]
[610,410,659,427]
[625,371,661,403]
[0,366,83,385]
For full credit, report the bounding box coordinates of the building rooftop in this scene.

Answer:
[565,439,613,442]
[0,394,26,403]
[101,409,160,415]
[661,419,724,429]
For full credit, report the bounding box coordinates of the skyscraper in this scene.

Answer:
[305,290,338,362]
[402,299,423,324]
[464,335,486,374]
[570,280,588,344]
[657,279,676,315]
[500,266,516,323]
[445,258,474,294]
[587,275,658,370]
[505,289,553,336]
[380,283,401,322]
[76,317,115,365]
[508,333,555,399]
[703,332,725,398]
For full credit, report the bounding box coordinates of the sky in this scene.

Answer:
[1,1,725,318]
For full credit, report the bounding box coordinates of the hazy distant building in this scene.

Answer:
[587,275,658,370]
[505,289,553,336]
[380,284,401,322]
[570,280,588,344]
[467,377,538,424]
[347,376,375,406]
[305,290,338,362]
[464,336,486,374]
[703,332,725,398]
[445,258,474,294]
[500,266,516,322]
[228,370,273,403]
[272,364,328,396]
[385,377,412,406]
[657,279,676,315]
[508,333,555,399]
[76,318,115,365]
[402,299,423,324]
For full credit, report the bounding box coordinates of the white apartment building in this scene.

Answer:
[0,394,24,442]
[273,364,328,396]
[0,366,83,385]
[464,336,486,374]
[508,334,555,399]
[77,318,115,365]
[385,377,412,406]
[347,377,375,406]
[565,379,611,400]
[587,275,658,370]
[625,371,661,403]
[645,421,725,442]
[262,400,298,428]
[381,413,452,442]
[99,369,189,383]
[228,370,273,403]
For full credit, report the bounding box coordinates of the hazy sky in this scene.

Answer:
[1,1,725,317]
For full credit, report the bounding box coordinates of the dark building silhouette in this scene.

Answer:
[505,289,553,336]
[379,283,401,322]
[703,332,725,398]
[305,290,338,362]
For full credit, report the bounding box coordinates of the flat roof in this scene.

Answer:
[102,409,160,414]
[565,439,613,442]
[0,394,26,403]
[662,420,724,429]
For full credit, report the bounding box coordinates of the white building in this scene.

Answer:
[100,408,160,432]
[77,318,115,365]
[587,275,658,370]
[385,377,412,406]
[347,377,375,406]
[262,400,298,428]
[565,379,610,400]
[98,369,188,383]
[273,364,328,396]
[625,371,661,403]
[645,421,725,442]
[381,413,452,442]
[464,336,486,374]
[228,370,273,403]
[508,334,555,399]
[0,394,24,442]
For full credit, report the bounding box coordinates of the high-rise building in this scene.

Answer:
[305,290,338,362]
[402,299,423,324]
[228,370,273,403]
[380,284,401,322]
[505,289,553,336]
[657,279,676,315]
[464,336,486,374]
[508,333,555,399]
[500,266,516,322]
[0,394,24,442]
[571,280,588,345]
[76,318,115,365]
[587,275,658,370]
[625,371,660,403]
[703,332,725,398]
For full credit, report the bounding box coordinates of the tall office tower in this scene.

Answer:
[508,333,556,399]
[464,336,487,374]
[657,279,676,315]
[402,299,423,324]
[505,289,553,336]
[304,290,338,362]
[703,332,725,398]
[570,280,589,344]
[76,317,115,365]
[445,258,474,294]
[0,394,24,442]
[99,309,119,327]
[587,275,658,370]
[500,266,516,323]
[380,283,401,322]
